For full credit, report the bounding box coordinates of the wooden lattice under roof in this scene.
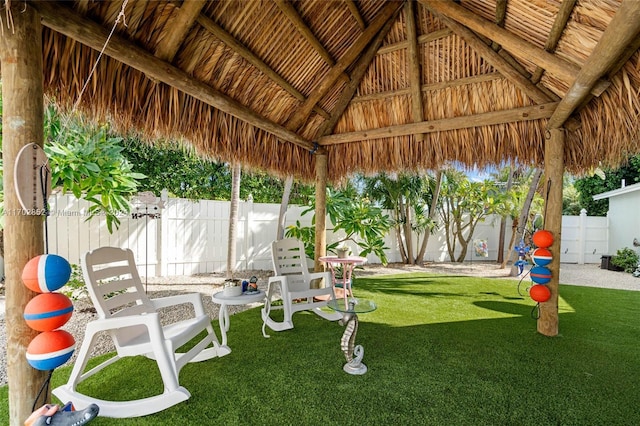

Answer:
[34,0,640,182]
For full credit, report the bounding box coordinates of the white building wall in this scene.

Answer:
[607,192,640,255]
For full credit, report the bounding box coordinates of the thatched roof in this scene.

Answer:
[34,0,640,182]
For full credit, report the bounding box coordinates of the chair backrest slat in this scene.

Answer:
[82,247,154,319]
[271,238,311,283]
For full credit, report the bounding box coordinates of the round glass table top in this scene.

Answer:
[327,298,376,314]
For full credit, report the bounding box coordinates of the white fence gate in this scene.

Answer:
[42,194,608,276]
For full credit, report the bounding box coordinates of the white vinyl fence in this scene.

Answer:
[41,194,608,276]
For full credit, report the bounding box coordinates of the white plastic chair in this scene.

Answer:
[262,238,342,336]
[53,247,226,418]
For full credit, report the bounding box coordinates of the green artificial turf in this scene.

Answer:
[2,273,640,425]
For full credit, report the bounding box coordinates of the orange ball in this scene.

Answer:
[529,284,551,303]
[532,230,554,248]
[23,292,73,332]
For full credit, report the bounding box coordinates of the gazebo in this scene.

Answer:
[1,0,639,423]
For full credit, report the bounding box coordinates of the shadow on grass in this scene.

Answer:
[16,274,639,426]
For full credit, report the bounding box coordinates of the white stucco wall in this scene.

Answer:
[607,191,640,255]
[594,182,640,256]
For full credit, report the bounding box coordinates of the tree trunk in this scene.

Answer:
[501,217,519,269]
[507,168,543,274]
[277,176,293,240]
[395,223,408,263]
[403,199,414,263]
[416,171,442,264]
[497,166,514,263]
[226,163,241,278]
[314,154,328,272]
[0,5,48,424]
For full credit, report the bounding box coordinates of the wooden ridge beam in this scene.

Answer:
[33,1,319,153]
[319,102,558,145]
[531,0,577,84]
[154,0,206,62]
[351,73,503,103]
[286,0,402,131]
[547,0,640,129]
[196,13,330,120]
[406,0,425,141]
[274,0,350,85]
[421,0,581,85]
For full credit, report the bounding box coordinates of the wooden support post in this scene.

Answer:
[0,5,47,424]
[314,154,328,273]
[538,128,565,336]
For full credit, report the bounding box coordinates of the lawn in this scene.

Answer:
[2,272,640,425]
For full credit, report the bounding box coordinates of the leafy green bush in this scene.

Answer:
[611,247,640,273]
[61,264,87,301]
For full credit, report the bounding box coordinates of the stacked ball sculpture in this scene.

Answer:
[529,230,554,303]
[22,254,76,371]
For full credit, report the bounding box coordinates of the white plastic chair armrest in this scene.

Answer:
[307,271,332,287]
[267,275,288,285]
[85,312,162,334]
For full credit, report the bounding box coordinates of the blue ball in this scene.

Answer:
[530,266,552,284]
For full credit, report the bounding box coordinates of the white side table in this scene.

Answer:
[211,290,266,354]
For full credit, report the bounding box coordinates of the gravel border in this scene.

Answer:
[1,262,638,387]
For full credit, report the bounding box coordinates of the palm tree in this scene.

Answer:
[226,163,241,278]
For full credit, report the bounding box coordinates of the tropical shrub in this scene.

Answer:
[611,247,639,273]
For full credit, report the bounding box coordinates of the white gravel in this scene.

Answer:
[1,262,638,387]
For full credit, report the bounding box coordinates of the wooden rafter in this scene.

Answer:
[274,0,350,85]
[531,0,577,84]
[351,73,503,103]
[32,1,319,153]
[547,0,640,129]
[377,28,452,55]
[421,0,582,86]
[344,0,366,31]
[315,6,401,137]
[286,1,402,131]
[318,103,558,145]
[435,14,552,104]
[405,0,425,141]
[154,0,206,62]
[196,13,330,120]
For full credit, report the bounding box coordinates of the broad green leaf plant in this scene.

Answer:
[44,106,146,233]
[286,187,391,264]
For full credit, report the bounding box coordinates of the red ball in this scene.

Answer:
[529,284,551,303]
[22,254,72,293]
[24,292,73,331]
[26,330,75,371]
[532,230,554,248]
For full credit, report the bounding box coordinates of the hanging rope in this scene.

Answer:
[72,0,129,113]
[39,162,51,254]
[31,370,54,413]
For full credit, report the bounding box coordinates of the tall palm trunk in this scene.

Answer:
[277,176,293,240]
[226,163,241,278]
[416,170,442,264]
[497,166,514,263]
[504,168,543,271]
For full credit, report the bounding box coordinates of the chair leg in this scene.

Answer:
[261,278,294,336]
